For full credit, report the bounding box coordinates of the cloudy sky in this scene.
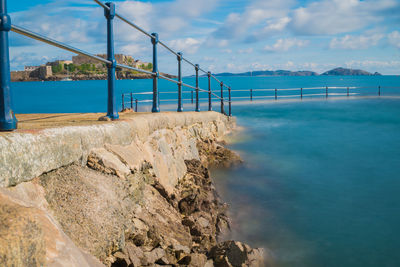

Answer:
[8,0,400,75]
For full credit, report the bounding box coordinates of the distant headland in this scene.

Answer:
[212,67,382,77]
[11,54,175,82]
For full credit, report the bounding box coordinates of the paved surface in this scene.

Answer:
[0,111,148,135]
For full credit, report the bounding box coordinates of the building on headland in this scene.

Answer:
[12,65,52,81]
[72,54,151,69]
[30,66,53,80]
[38,66,53,79]
[47,60,73,68]
[24,66,40,72]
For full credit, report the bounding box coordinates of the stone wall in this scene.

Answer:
[10,71,31,82]
[0,112,234,188]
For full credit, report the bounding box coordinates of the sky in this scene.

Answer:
[7,0,400,75]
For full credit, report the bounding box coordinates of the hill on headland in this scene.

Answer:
[214,70,318,77]
[321,67,381,76]
[212,67,382,77]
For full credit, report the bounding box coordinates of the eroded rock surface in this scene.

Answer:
[0,113,265,266]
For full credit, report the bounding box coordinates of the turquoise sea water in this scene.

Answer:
[10,76,400,266]
[10,75,400,113]
[213,98,400,267]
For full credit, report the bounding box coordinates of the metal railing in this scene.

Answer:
[227,86,390,102]
[0,0,232,131]
[121,85,392,112]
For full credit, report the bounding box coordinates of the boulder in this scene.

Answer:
[87,148,131,178]
[0,189,105,267]
[189,253,208,267]
[142,248,166,265]
[209,241,265,267]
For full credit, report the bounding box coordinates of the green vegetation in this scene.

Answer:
[51,64,63,74]
[50,61,153,76]
[141,63,153,70]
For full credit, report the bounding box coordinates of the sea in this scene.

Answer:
[11,76,400,267]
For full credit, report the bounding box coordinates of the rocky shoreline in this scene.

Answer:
[0,113,265,267]
[39,139,263,266]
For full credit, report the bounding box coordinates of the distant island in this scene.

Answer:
[321,67,381,76]
[211,67,382,77]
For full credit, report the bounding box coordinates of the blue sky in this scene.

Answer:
[7,0,400,75]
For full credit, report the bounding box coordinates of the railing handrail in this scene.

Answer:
[92,0,232,114]
[11,25,111,66]
[0,0,233,130]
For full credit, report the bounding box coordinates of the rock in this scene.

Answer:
[105,143,145,172]
[189,253,208,267]
[98,116,111,121]
[124,242,143,266]
[87,148,131,178]
[205,260,215,267]
[142,248,166,265]
[177,255,192,265]
[197,140,242,168]
[209,241,264,267]
[113,251,131,267]
[0,189,105,267]
[197,216,210,228]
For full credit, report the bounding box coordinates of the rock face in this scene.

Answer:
[0,112,265,266]
[0,184,104,267]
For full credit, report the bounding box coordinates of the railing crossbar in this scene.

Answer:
[11,25,111,65]
[116,63,154,76]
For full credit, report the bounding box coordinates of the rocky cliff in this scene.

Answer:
[0,112,265,267]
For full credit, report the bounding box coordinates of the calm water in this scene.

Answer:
[10,76,400,266]
[213,98,400,267]
[10,75,400,113]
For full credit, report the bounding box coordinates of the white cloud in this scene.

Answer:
[117,1,154,41]
[168,38,202,54]
[264,38,309,52]
[167,0,221,18]
[330,34,384,50]
[290,0,399,35]
[212,0,295,40]
[238,48,253,54]
[345,60,400,68]
[120,44,149,56]
[221,49,232,54]
[388,31,400,49]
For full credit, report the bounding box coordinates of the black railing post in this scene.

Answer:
[135,99,138,112]
[130,92,133,109]
[0,0,17,131]
[105,2,119,120]
[177,52,183,112]
[250,89,253,101]
[208,72,212,111]
[347,87,349,97]
[122,94,125,110]
[195,64,200,112]
[301,88,303,100]
[151,32,160,113]
[228,87,232,116]
[191,90,193,104]
[326,86,328,99]
[220,82,225,114]
[275,88,277,100]
[379,86,381,96]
